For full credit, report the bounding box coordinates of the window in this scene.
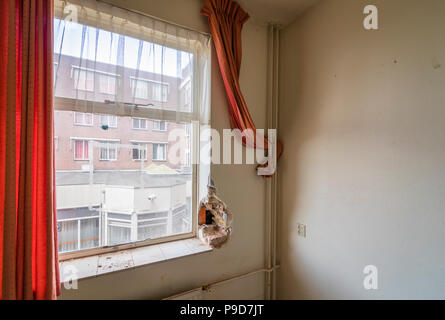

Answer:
[54,0,210,258]
[100,114,117,128]
[130,79,149,99]
[99,141,117,161]
[152,120,166,131]
[152,143,166,161]
[72,67,94,91]
[74,112,93,126]
[73,140,89,160]
[99,74,116,95]
[57,208,99,253]
[152,83,169,102]
[132,118,147,130]
[132,143,147,161]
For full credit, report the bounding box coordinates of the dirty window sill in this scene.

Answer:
[59,238,212,281]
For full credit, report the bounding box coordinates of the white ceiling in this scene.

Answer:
[237,0,320,26]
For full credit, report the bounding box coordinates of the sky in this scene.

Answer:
[54,18,192,78]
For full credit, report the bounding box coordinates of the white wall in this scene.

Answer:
[56,185,102,209]
[278,0,445,299]
[60,0,269,300]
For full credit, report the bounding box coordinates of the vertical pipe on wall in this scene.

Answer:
[265,23,280,300]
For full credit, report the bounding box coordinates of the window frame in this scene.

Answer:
[132,117,148,130]
[152,142,167,161]
[72,67,95,92]
[100,114,118,128]
[99,74,117,95]
[73,112,93,126]
[152,120,167,132]
[130,78,149,100]
[54,19,206,263]
[98,141,118,161]
[131,142,148,161]
[151,82,169,102]
[73,139,90,161]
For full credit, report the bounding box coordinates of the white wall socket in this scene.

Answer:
[297,223,307,238]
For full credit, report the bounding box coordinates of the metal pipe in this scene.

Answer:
[163,265,281,300]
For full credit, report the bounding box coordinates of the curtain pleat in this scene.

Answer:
[0,0,60,300]
[201,0,283,175]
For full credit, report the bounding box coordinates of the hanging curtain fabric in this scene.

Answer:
[201,0,283,176]
[53,0,211,125]
[0,0,60,299]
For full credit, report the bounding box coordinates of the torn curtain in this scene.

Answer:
[0,0,60,299]
[201,0,283,175]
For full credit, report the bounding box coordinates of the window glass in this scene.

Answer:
[131,79,149,100]
[99,74,116,95]
[152,143,166,161]
[73,68,95,91]
[132,118,147,130]
[152,120,166,131]
[53,1,210,254]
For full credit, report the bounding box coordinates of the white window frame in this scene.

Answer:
[152,143,167,161]
[132,117,148,130]
[73,139,89,161]
[54,6,210,262]
[152,82,169,102]
[130,78,149,100]
[73,112,93,126]
[72,67,95,92]
[57,216,100,253]
[132,143,147,161]
[99,74,117,95]
[99,141,118,161]
[100,114,118,128]
[152,120,167,132]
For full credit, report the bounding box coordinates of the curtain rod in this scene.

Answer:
[97,0,212,37]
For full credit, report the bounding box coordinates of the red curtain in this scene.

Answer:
[0,0,60,299]
[201,0,283,174]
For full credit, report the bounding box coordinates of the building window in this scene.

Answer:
[137,212,168,240]
[74,112,93,126]
[152,143,166,161]
[132,143,147,161]
[72,68,95,91]
[99,141,117,161]
[99,74,116,95]
[73,140,89,160]
[53,1,210,257]
[57,212,99,253]
[152,83,168,102]
[130,79,149,99]
[108,224,131,246]
[132,118,147,130]
[152,120,166,131]
[100,114,117,128]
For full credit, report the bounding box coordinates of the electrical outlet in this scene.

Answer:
[297,223,307,238]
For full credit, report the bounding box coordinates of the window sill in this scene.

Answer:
[59,238,212,281]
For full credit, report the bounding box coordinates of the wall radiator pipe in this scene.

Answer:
[264,23,280,300]
[162,265,281,300]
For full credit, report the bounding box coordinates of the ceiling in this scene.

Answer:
[237,0,320,26]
